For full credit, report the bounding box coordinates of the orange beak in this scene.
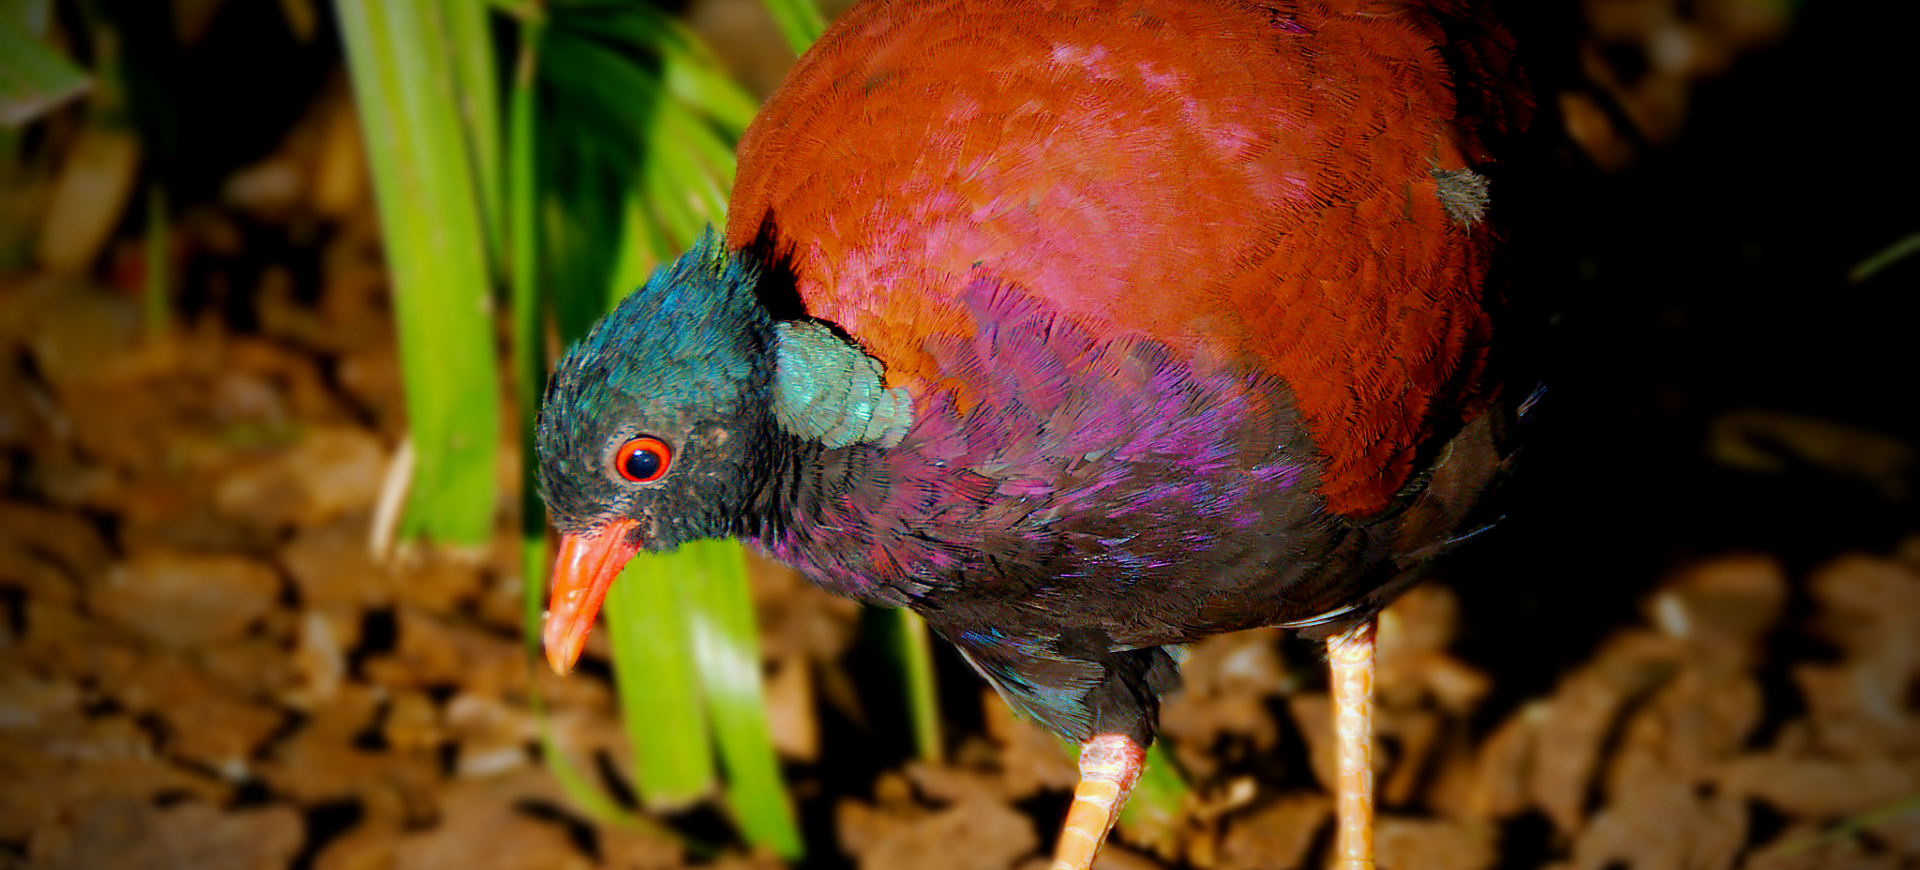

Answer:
[543,518,641,674]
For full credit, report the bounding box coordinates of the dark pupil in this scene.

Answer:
[624,448,661,481]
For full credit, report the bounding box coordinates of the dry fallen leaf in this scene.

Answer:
[89,550,281,649]
[1215,792,1330,870]
[841,793,1038,870]
[1375,816,1498,870]
[1527,630,1682,835]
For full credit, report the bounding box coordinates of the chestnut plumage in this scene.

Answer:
[536,1,1531,866]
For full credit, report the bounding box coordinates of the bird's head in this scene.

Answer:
[534,229,778,673]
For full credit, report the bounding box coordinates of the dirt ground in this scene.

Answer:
[2,1,1917,869]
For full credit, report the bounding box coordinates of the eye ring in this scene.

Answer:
[613,436,672,484]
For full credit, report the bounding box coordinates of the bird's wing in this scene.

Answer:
[944,621,1182,744]
[726,0,1528,517]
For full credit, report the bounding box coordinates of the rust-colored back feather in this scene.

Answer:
[726,0,1527,517]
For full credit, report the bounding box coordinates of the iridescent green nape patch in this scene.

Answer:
[771,321,913,448]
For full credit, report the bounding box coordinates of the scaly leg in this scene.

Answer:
[1049,733,1145,870]
[1328,620,1377,870]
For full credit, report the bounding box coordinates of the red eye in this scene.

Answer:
[614,436,671,483]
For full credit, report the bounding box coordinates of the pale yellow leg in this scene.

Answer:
[1049,733,1145,870]
[1328,620,1376,870]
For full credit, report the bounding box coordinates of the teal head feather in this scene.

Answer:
[535,229,779,546]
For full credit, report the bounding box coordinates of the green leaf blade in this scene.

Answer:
[685,540,803,859]
[0,12,90,127]
[604,552,720,808]
[758,0,825,57]
[335,0,501,545]
[441,0,504,264]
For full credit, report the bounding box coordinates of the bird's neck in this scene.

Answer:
[728,318,925,602]
[744,430,917,605]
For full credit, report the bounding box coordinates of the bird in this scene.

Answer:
[534,0,1531,867]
